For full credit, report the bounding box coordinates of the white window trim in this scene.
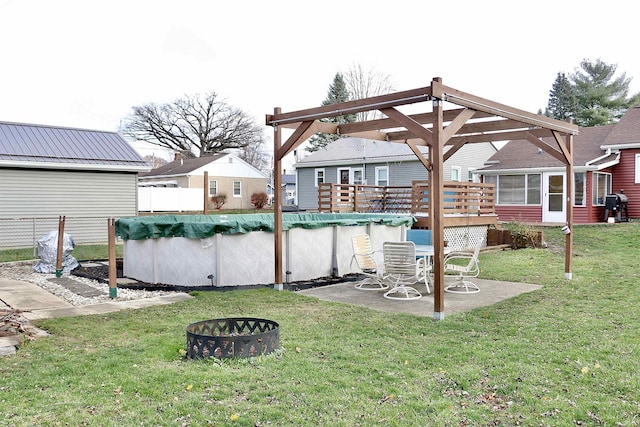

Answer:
[375,166,389,186]
[351,167,364,185]
[573,172,586,207]
[451,166,461,182]
[233,180,242,198]
[592,172,612,206]
[209,179,218,196]
[467,168,478,183]
[495,173,541,206]
[314,168,325,188]
[337,167,350,184]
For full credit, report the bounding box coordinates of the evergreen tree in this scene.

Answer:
[546,72,577,121]
[571,58,639,126]
[306,73,356,152]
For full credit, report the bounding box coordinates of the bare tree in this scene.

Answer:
[235,140,271,173]
[343,63,394,122]
[142,154,168,169]
[122,92,266,160]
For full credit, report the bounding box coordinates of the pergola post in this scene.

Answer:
[431,79,446,320]
[273,107,284,290]
[565,132,574,279]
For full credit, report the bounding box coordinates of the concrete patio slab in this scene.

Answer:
[297,278,542,318]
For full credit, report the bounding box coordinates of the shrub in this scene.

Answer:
[502,220,544,249]
[251,192,269,209]
[210,194,227,209]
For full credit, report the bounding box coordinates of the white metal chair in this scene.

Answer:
[350,234,389,291]
[382,241,428,300]
[443,243,482,294]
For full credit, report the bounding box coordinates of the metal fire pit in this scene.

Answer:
[186,317,280,359]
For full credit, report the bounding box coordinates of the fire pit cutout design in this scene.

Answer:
[186,317,280,359]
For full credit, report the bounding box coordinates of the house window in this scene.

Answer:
[451,166,461,182]
[574,172,586,206]
[233,180,241,197]
[468,168,478,183]
[636,154,640,183]
[315,168,325,187]
[496,174,541,205]
[483,175,496,186]
[209,180,218,196]
[592,172,611,206]
[352,168,364,185]
[375,167,388,186]
[526,174,541,204]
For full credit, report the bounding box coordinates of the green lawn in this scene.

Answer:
[2,223,640,426]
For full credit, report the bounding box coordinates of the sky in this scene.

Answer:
[2,0,639,165]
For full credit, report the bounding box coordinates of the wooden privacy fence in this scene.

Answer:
[317,181,496,217]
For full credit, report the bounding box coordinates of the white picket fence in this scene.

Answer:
[138,187,204,212]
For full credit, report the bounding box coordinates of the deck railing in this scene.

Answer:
[317,181,496,216]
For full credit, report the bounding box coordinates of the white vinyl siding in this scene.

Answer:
[0,169,138,248]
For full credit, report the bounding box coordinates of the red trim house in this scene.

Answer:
[479,107,640,224]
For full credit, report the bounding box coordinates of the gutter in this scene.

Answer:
[0,160,151,173]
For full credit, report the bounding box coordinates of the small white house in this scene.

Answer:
[138,152,268,211]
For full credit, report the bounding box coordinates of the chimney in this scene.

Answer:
[174,152,182,161]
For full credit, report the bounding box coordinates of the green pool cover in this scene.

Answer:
[116,213,415,240]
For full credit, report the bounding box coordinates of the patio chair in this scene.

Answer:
[350,234,389,291]
[382,241,429,300]
[443,243,482,294]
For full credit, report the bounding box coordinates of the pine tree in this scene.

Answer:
[571,58,638,126]
[546,72,577,121]
[306,73,356,152]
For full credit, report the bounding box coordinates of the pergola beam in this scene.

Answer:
[524,132,567,164]
[440,83,579,135]
[266,86,433,126]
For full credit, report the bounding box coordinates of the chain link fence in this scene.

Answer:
[0,216,115,255]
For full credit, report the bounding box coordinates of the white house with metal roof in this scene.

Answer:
[294,137,498,211]
[0,121,150,249]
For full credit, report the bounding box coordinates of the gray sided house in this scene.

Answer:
[294,137,498,211]
[0,121,150,249]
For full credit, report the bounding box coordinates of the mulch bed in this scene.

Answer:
[71,259,358,292]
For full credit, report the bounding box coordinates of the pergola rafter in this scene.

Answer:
[267,77,578,321]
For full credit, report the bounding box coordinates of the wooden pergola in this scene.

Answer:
[266,77,579,321]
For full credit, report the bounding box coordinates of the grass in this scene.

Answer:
[0,244,123,263]
[2,223,640,425]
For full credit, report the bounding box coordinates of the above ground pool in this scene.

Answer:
[116,213,415,287]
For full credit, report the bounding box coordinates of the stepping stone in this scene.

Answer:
[47,277,106,297]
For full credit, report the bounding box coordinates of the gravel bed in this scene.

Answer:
[0,261,178,307]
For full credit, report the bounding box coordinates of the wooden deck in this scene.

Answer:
[317,181,498,228]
